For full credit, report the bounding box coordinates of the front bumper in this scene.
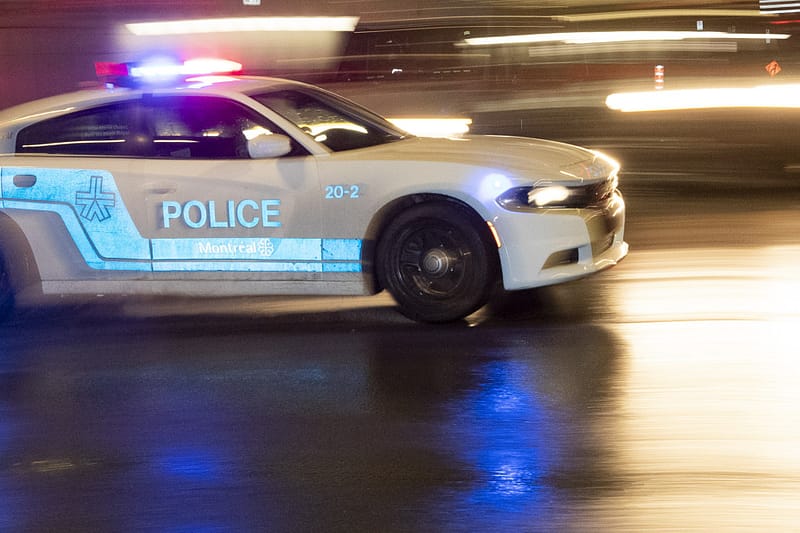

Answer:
[494,190,627,291]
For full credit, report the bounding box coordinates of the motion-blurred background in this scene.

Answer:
[2,1,798,179]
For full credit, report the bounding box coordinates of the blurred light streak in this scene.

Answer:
[388,117,471,137]
[761,0,800,15]
[11,107,75,124]
[606,84,800,112]
[527,41,737,58]
[557,9,767,22]
[353,14,552,30]
[276,53,491,66]
[464,30,789,47]
[125,16,360,36]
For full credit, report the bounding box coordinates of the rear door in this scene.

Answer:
[5,100,152,274]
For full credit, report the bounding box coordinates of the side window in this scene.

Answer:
[16,102,144,156]
[254,90,399,152]
[146,96,306,159]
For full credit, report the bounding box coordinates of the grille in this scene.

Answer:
[569,177,617,208]
[587,202,623,256]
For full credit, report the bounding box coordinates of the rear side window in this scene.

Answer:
[16,102,142,156]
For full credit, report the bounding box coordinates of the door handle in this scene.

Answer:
[13,174,37,188]
[145,183,177,195]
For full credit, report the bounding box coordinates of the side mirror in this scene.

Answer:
[247,134,292,159]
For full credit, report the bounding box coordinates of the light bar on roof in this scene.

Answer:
[95,58,242,86]
[126,16,360,36]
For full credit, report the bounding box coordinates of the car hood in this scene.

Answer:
[347,135,614,184]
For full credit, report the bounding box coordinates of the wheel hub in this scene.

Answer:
[421,248,453,277]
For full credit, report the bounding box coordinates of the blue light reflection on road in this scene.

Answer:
[0,345,15,531]
[157,446,226,482]
[0,411,12,531]
[0,339,14,531]
[153,446,231,533]
[440,358,555,520]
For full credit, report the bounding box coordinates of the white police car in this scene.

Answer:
[0,59,627,323]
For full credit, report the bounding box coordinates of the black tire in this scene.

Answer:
[0,250,14,322]
[376,202,498,322]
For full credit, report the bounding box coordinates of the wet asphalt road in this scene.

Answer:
[1,178,800,532]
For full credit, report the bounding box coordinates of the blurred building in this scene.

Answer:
[0,1,797,112]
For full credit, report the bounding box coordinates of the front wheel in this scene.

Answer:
[376,202,498,322]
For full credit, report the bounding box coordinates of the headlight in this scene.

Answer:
[497,179,618,211]
[497,152,620,211]
[528,186,570,207]
[497,185,575,210]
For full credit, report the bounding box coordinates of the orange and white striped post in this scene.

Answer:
[654,64,665,90]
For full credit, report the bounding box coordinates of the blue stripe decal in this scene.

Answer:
[323,262,362,273]
[2,199,151,271]
[151,238,361,272]
[155,261,321,273]
[152,238,322,261]
[153,261,361,273]
[1,168,150,262]
[1,167,363,273]
[152,238,361,272]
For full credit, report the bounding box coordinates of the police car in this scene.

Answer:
[0,59,627,323]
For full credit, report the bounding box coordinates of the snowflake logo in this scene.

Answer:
[75,176,116,222]
[258,239,274,257]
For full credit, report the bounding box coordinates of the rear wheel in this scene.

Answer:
[0,250,14,322]
[377,202,498,322]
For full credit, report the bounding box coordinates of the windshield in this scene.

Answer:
[250,86,410,152]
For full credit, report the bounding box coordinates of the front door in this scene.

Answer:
[125,95,322,280]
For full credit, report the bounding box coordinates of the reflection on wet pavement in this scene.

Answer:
[608,246,800,321]
[583,245,800,530]
[1,207,799,531]
[596,321,800,531]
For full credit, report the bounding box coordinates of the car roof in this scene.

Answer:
[0,76,308,130]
